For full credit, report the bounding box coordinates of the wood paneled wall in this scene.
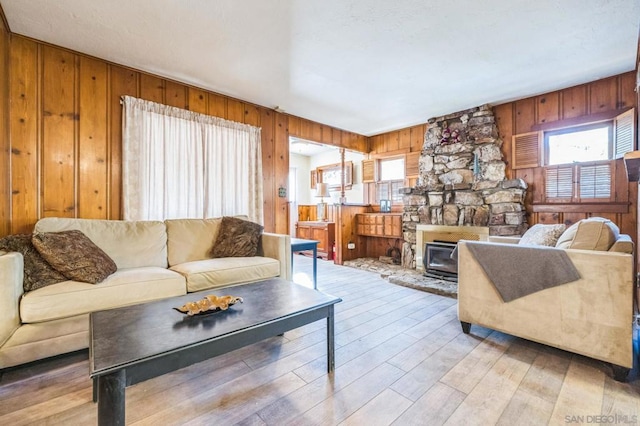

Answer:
[494,72,637,238]
[4,34,367,236]
[0,15,9,237]
[288,116,368,153]
[369,72,638,242]
[368,124,426,155]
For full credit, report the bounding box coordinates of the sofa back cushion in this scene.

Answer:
[165,218,223,266]
[518,224,566,247]
[555,217,619,251]
[34,218,168,269]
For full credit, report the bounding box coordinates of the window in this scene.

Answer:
[122,96,263,222]
[375,157,405,203]
[545,123,612,166]
[376,181,404,203]
[544,123,614,201]
[379,158,405,181]
[511,108,635,205]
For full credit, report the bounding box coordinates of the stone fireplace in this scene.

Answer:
[401,104,527,268]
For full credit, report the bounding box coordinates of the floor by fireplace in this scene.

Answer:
[423,241,458,282]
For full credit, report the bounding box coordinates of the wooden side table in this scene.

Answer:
[291,237,319,289]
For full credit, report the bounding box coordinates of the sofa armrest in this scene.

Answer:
[260,233,292,281]
[487,236,521,244]
[0,252,24,347]
[458,241,634,367]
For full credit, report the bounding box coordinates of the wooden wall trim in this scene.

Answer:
[532,203,629,214]
[530,106,632,132]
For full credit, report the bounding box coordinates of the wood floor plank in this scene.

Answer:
[0,387,92,425]
[136,372,305,425]
[601,375,640,420]
[391,382,466,426]
[285,363,405,426]
[549,358,606,424]
[387,318,461,372]
[234,413,268,426]
[294,316,419,384]
[440,330,515,394]
[258,333,418,425]
[339,388,412,426]
[390,328,493,402]
[496,348,571,425]
[444,339,539,426]
[403,303,459,340]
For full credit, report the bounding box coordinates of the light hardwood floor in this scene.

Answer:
[1,255,639,425]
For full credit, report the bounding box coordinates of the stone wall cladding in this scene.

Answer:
[402,104,528,268]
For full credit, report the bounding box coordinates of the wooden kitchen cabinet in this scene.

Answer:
[295,221,336,260]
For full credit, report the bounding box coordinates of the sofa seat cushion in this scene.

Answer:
[170,257,280,292]
[20,267,186,323]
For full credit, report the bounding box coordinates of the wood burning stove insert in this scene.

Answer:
[423,241,458,281]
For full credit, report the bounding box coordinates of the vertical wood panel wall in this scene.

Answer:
[0,17,9,236]
[4,35,367,236]
[368,72,638,242]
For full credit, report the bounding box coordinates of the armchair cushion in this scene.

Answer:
[556,217,619,251]
[518,224,566,247]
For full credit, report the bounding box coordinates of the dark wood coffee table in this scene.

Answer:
[89,278,341,425]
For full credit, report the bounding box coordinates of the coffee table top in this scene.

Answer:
[90,278,340,376]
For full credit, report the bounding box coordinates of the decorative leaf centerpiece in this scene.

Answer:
[174,295,243,316]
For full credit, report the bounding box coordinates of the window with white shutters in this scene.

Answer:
[545,166,573,200]
[579,162,611,199]
[512,108,633,204]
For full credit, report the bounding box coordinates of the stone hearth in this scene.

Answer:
[401,104,527,268]
[344,258,457,298]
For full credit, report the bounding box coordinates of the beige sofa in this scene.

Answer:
[0,217,291,369]
[457,225,634,381]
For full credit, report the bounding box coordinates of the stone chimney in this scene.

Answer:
[401,104,527,268]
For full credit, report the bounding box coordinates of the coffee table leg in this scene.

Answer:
[313,245,318,290]
[93,377,98,402]
[327,304,335,372]
[98,369,126,426]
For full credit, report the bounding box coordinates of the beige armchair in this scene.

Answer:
[457,224,634,381]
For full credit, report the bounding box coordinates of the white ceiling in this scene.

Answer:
[2,0,638,136]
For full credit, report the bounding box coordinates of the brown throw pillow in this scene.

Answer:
[32,230,117,284]
[209,216,263,258]
[0,234,67,292]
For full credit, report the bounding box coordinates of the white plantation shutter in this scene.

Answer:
[545,166,573,200]
[614,108,635,158]
[579,163,612,199]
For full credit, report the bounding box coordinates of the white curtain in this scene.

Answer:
[122,96,263,223]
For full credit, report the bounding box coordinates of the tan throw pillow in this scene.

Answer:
[555,217,619,251]
[518,224,566,247]
[32,230,117,284]
[209,216,263,258]
[0,234,67,292]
